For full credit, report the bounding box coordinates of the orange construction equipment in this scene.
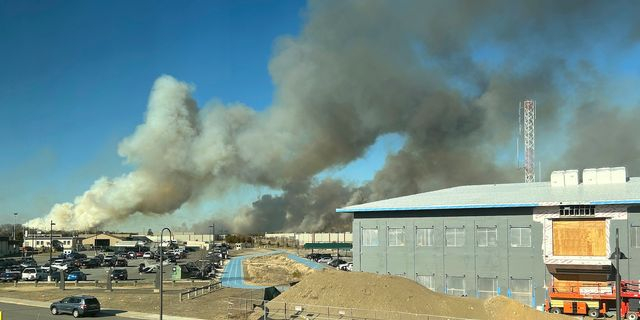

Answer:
[545,280,640,319]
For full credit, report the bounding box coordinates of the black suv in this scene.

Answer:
[50,295,100,317]
[111,269,128,280]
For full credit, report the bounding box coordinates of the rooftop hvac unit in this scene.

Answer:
[596,167,612,184]
[583,168,597,185]
[550,171,565,187]
[610,167,627,184]
[564,170,579,186]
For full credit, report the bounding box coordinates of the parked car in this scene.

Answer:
[111,269,128,280]
[142,251,154,259]
[101,257,115,267]
[51,260,68,271]
[328,259,347,268]
[317,256,332,264]
[141,265,157,273]
[0,271,20,282]
[135,251,144,258]
[114,259,128,267]
[22,267,47,281]
[66,271,87,281]
[80,258,99,268]
[306,253,320,260]
[50,295,101,317]
[338,262,353,271]
[20,258,37,268]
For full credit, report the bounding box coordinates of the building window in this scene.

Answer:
[416,228,434,247]
[446,276,466,296]
[510,278,532,306]
[417,274,435,291]
[560,205,595,217]
[477,227,497,247]
[477,277,498,299]
[362,228,379,247]
[446,227,465,247]
[631,226,640,248]
[510,227,531,247]
[388,228,405,246]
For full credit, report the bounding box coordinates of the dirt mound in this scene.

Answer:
[484,295,569,320]
[264,269,572,320]
[243,254,314,286]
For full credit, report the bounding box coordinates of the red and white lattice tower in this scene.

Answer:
[519,100,536,183]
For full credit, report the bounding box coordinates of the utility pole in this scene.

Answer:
[12,212,18,241]
[159,227,173,320]
[49,220,55,281]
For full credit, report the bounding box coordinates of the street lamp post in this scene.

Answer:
[49,220,55,281]
[12,213,17,241]
[609,228,628,320]
[159,227,173,320]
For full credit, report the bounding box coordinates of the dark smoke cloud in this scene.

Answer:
[28,0,640,233]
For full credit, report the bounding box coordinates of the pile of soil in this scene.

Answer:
[243,254,314,286]
[262,269,571,320]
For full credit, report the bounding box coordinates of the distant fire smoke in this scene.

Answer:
[27,1,640,232]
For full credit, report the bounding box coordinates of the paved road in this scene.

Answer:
[221,251,325,289]
[0,301,123,319]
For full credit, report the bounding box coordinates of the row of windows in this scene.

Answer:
[362,226,532,248]
[416,275,533,305]
[32,240,72,245]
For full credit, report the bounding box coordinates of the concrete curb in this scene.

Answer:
[0,296,204,320]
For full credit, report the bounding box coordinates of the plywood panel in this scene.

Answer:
[552,274,611,293]
[552,220,607,256]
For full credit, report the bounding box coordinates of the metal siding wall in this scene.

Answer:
[353,208,546,307]
[386,218,410,277]
[358,220,385,273]
[611,217,632,280]
[414,219,444,292]
[442,216,475,295]
[627,210,640,280]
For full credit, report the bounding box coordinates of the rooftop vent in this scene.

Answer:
[550,170,579,187]
[582,167,626,185]
[551,167,627,187]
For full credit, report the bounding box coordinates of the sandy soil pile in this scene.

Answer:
[243,254,314,286]
[262,269,571,320]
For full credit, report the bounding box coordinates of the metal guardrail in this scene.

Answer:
[179,281,223,302]
[227,297,482,320]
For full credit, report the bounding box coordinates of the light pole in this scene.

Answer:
[49,220,56,280]
[609,228,628,320]
[12,213,17,241]
[159,227,173,320]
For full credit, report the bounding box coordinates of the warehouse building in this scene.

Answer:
[337,167,640,309]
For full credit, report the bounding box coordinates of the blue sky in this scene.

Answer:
[2,1,640,231]
[0,0,402,228]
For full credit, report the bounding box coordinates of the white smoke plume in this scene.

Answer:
[27,0,640,232]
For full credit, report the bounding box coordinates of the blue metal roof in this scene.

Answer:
[336,178,640,213]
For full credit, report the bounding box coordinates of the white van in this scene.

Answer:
[22,268,47,281]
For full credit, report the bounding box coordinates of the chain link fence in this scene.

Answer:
[227,296,481,320]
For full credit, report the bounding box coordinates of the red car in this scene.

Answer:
[135,251,144,258]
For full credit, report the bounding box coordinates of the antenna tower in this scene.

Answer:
[519,100,536,183]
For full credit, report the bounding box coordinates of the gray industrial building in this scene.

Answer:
[337,167,640,309]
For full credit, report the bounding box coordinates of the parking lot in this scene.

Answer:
[1,248,216,284]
